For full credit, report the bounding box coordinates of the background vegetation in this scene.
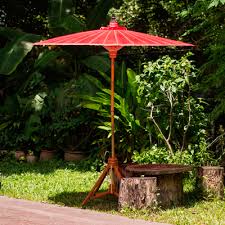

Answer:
[0,0,225,166]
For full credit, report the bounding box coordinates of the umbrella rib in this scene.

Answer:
[117,30,136,44]
[102,31,111,45]
[114,30,119,45]
[65,31,102,44]
[130,31,189,46]
[89,31,108,44]
[39,30,102,45]
[127,32,161,45]
[38,32,89,45]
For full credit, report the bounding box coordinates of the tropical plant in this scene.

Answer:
[81,63,146,161]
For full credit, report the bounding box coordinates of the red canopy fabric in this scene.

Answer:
[34,20,193,47]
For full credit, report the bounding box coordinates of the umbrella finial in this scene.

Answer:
[100,15,126,30]
[109,15,118,28]
[111,14,117,22]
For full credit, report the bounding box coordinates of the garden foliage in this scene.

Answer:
[0,0,224,166]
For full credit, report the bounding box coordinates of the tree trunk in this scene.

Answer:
[198,166,224,199]
[118,177,158,209]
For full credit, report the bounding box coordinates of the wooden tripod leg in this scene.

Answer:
[108,165,122,194]
[114,166,122,180]
[82,164,110,206]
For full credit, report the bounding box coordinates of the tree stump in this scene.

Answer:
[157,174,183,207]
[118,177,158,209]
[198,166,224,199]
[122,164,190,208]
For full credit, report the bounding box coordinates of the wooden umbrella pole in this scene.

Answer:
[81,49,122,206]
[110,56,115,158]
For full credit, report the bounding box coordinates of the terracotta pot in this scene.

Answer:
[40,149,56,161]
[26,155,38,163]
[15,150,26,160]
[64,151,87,161]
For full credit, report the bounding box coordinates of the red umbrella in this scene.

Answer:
[34,17,194,206]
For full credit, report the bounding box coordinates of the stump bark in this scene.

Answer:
[198,166,224,199]
[118,177,158,209]
[157,174,183,207]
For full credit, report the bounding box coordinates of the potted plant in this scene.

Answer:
[64,145,87,161]
[39,139,57,161]
[14,134,26,161]
[39,126,58,161]
[26,150,38,163]
[63,126,91,161]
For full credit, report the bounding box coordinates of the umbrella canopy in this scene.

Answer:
[34,17,193,48]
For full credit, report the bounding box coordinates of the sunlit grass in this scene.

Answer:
[0,160,224,225]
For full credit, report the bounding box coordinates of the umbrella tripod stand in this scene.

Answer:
[81,156,122,206]
[82,48,123,206]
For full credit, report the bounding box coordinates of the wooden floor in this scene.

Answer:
[0,196,171,225]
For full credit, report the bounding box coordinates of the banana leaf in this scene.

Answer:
[48,0,85,34]
[34,50,67,69]
[0,27,23,40]
[0,29,41,75]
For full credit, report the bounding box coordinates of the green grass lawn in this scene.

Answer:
[0,159,224,225]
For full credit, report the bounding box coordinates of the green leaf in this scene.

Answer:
[83,74,104,90]
[98,126,111,131]
[115,60,127,93]
[24,114,41,138]
[34,50,67,69]
[127,68,137,97]
[101,88,124,103]
[208,0,219,8]
[0,29,41,75]
[82,103,101,111]
[98,71,111,84]
[0,122,11,131]
[82,55,111,73]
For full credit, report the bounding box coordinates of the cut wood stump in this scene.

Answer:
[120,164,192,208]
[157,174,183,207]
[118,177,158,209]
[198,166,224,199]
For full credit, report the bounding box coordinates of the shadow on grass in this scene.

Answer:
[0,158,99,176]
[49,191,118,212]
[181,189,203,208]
